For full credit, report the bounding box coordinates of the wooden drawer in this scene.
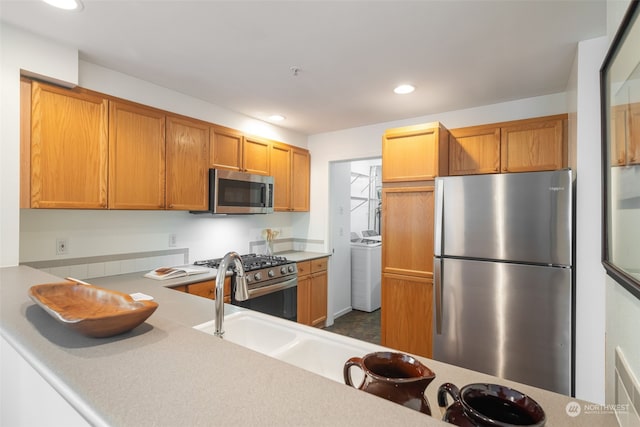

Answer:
[186,278,230,300]
[311,257,328,273]
[170,284,188,293]
[297,260,311,277]
[187,280,215,299]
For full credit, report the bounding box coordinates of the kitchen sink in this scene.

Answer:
[193,311,298,355]
[193,310,387,384]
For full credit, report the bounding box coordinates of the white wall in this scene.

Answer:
[567,36,609,404]
[1,25,309,268]
[329,161,352,321]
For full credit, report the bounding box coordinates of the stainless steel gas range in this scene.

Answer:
[194,254,298,322]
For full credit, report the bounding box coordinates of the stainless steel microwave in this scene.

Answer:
[191,169,274,215]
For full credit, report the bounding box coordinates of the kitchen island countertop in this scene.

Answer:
[1,265,616,426]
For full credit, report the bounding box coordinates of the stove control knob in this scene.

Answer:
[254,272,262,281]
[288,265,295,273]
[268,269,276,278]
[280,266,287,274]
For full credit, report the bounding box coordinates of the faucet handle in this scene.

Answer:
[234,275,250,301]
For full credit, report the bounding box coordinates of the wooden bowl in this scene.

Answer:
[28,281,158,338]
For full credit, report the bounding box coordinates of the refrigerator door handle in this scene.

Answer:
[434,257,443,334]
[434,178,444,256]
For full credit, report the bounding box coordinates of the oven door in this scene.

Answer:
[231,276,297,322]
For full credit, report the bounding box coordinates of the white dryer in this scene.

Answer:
[350,239,381,312]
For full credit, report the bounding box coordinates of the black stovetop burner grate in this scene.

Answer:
[194,253,292,272]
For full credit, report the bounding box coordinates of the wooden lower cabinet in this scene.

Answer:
[172,278,231,303]
[381,273,433,358]
[297,257,328,327]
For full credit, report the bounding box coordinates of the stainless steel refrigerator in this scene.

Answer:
[433,169,573,396]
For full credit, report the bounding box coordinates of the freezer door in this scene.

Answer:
[434,170,572,266]
[433,257,572,395]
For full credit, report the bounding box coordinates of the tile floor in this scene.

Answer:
[324,309,381,345]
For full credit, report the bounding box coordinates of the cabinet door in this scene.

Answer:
[381,185,434,277]
[500,117,565,173]
[20,79,31,209]
[30,81,108,208]
[310,270,328,327]
[611,104,628,166]
[297,273,311,325]
[187,278,231,302]
[291,148,310,211]
[627,102,640,165]
[109,101,166,209]
[382,122,448,182]
[449,126,500,175]
[210,126,243,171]
[270,143,292,211]
[243,136,271,175]
[381,273,433,358]
[166,116,209,210]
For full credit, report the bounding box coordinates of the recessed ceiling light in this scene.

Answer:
[42,0,83,11]
[394,84,415,95]
[268,115,286,122]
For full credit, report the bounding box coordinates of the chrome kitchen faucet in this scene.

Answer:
[214,252,249,337]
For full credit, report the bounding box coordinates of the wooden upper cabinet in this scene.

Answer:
[449,126,501,175]
[382,122,449,182]
[243,135,271,175]
[29,81,109,208]
[271,142,292,211]
[20,79,32,209]
[210,126,243,171]
[381,184,435,277]
[270,143,310,212]
[611,104,628,166]
[109,100,166,209]
[166,115,210,210]
[500,115,566,173]
[291,147,310,211]
[210,127,270,175]
[628,102,640,165]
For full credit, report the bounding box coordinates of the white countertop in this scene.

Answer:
[0,265,617,426]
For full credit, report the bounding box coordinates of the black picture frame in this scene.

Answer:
[600,0,640,300]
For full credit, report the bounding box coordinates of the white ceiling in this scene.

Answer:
[0,0,606,135]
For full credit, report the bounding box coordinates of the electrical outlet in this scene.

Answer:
[169,234,177,247]
[56,238,69,255]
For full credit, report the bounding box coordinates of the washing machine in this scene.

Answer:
[350,238,381,312]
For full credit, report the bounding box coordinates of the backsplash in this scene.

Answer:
[20,239,325,280]
[615,347,640,427]
[21,249,188,280]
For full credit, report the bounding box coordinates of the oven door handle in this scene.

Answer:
[247,276,298,299]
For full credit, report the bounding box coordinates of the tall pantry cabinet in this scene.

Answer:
[380,122,449,358]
